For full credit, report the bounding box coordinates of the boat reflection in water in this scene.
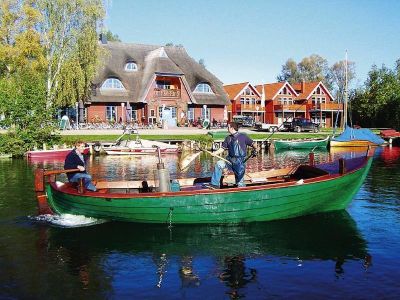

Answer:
[41,211,369,295]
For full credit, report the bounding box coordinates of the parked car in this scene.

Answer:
[281,118,319,133]
[254,122,279,132]
[232,115,254,127]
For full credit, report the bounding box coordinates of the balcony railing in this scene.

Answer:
[228,104,263,112]
[154,89,181,98]
[312,103,343,111]
[274,104,306,111]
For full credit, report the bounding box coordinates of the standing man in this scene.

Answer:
[210,122,257,188]
[64,141,97,191]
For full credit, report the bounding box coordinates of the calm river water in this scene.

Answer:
[0,146,399,299]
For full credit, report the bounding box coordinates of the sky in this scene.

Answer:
[105,0,400,88]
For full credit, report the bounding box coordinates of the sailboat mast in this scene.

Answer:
[344,50,348,128]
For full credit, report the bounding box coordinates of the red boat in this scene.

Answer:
[26,147,90,160]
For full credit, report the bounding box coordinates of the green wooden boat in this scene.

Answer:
[34,154,372,224]
[273,136,330,151]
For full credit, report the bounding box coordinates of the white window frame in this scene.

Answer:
[187,107,194,121]
[101,78,125,90]
[125,62,138,71]
[106,106,117,122]
[194,83,213,93]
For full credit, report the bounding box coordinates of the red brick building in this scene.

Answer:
[223,82,263,122]
[223,80,342,128]
[86,39,229,126]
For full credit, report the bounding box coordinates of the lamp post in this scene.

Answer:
[121,102,125,124]
[75,102,79,130]
[256,106,259,122]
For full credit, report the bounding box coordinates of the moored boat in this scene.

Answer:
[105,139,179,155]
[26,147,90,160]
[273,136,329,151]
[34,152,373,224]
[330,126,385,148]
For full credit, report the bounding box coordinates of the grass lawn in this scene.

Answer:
[60,132,332,144]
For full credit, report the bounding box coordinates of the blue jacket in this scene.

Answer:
[64,149,86,180]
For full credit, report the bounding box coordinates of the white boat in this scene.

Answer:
[105,139,179,155]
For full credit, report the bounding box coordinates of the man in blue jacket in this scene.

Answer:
[64,141,97,191]
[210,122,257,188]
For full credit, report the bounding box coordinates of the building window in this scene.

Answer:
[240,98,245,104]
[106,106,117,122]
[132,110,137,121]
[311,113,326,126]
[158,106,177,119]
[194,83,213,93]
[187,107,194,121]
[125,62,138,71]
[156,80,174,89]
[101,78,125,90]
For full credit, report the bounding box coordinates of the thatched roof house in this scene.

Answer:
[87,39,229,126]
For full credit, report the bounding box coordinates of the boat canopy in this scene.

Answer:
[332,126,385,145]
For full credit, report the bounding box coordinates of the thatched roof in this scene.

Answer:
[91,42,229,106]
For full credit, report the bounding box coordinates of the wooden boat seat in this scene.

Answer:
[95,168,295,191]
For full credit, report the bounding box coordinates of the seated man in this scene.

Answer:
[64,141,97,191]
[210,122,257,188]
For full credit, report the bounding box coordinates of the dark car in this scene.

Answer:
[281,118,319,133]
[232,115,254,127]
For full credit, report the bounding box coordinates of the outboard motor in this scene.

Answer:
[155,146,170,192]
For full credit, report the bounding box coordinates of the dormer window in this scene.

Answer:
[194,83,213,93]
[101,78,125,90]
[125,62,138,71]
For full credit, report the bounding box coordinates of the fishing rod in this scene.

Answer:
[196,144,256,165]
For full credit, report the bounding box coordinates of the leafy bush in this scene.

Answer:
[0,73,60,156]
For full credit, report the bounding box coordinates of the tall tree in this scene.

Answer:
[276,58,300,83]
[298,54,330,84]
[277,54,359,95]
[329,60,356,103]
[36,0,104,108]
[103,29,121,42]
[351,61,400,129]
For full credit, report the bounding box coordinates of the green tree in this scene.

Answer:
[277,54,333,90]
[36,0,104,108]
[0,0,105,155]
[276,58,301,83]
[103,29,121,42]
[351,61,400,129]
[0,72,58,156]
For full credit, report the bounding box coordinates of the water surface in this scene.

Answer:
[0,146,399,299]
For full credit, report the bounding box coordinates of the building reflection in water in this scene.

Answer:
[218,255,257,299]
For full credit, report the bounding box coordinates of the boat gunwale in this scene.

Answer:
[47,156,370,200]
[274,136,330,143]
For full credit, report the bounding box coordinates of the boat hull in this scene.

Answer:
[274,137,329,151]
[26,147,90,159]
[45,158,372,224]
[105,147,178,155]
[26,149,72,159]
[330,140,378,147]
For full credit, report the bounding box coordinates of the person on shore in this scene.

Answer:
[64,141,97,191]
[210,122,257,188]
